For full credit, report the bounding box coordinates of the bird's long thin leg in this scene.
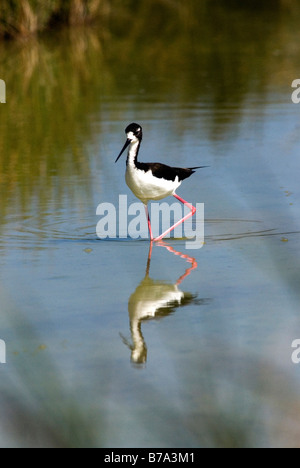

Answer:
[144,204,154,241]
[153,193,196,242]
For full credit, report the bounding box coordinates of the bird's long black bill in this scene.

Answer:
[115,139,131,163]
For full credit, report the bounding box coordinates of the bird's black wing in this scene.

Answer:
[136,162,207,182]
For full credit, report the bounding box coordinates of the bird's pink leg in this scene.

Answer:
[154,193,196,242]
[144,204,154,241]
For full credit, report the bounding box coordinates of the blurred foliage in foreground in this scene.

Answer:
[0,0,109,38]
[0,0,298,39]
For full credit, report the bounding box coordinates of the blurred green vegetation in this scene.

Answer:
[0,0,298,39]
[0,0,109,38]
[0,32,97,222]
[1,0,300,223]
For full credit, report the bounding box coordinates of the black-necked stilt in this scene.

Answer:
[115,123,207,241]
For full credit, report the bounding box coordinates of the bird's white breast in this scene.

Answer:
[125,164,181,204]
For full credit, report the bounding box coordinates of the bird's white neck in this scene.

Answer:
[126,140,140,167]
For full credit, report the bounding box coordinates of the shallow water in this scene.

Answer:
[1,3,300,447]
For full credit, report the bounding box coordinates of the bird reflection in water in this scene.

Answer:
[121,241,198,366]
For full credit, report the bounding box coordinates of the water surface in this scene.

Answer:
[0,3,300,447]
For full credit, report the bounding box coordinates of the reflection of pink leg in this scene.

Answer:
[145,241,154,276]
[154,193,196,242]
[144,204,153,241]
[156,240,198,284]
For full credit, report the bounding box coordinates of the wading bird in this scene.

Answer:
[115,123,207,241]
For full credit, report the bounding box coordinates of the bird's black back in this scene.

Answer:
[136,162,205,182]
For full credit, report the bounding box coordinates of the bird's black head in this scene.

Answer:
[115,123,143,163]
[125,123,143,141]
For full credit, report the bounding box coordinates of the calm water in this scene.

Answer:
[1,2,300,447]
